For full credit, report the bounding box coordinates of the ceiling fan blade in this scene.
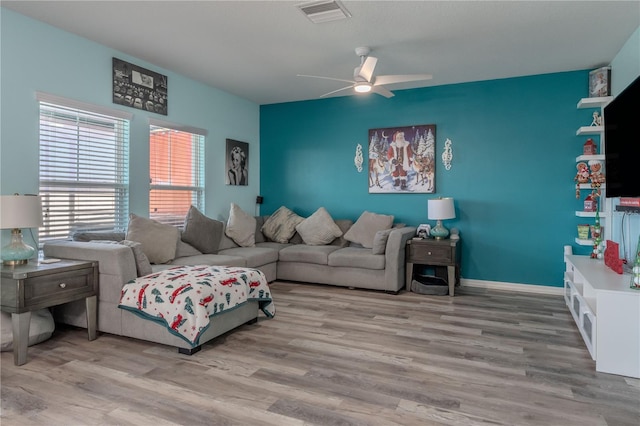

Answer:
[320,85,355,98]
[297,74,356,85]
[358,56,378,82]
[371,85,394,98]
[373,74,433,86]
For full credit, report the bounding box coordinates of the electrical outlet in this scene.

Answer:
[256,196,263,204]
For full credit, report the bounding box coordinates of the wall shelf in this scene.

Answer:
[576,154,605,162]
[575,211,608,218]
[578,183,606,190]
[577,96,613,109]
[576,126,604,136]
[575,238,594,246]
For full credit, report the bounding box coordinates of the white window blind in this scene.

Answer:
[149,124,204,226]
[38,99,130,241]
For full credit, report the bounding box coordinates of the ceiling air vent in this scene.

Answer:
[297,0,352,24]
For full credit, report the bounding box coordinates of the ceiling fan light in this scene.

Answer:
[354,82,371,93]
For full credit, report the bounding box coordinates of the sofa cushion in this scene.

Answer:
[256,241,292,251]
[295,207,343,246]
[125,214,180,264]
[182,206,224,254]
[170,254,247,267]
[261,206,304,243]
[225,203,256,247]
[278,244,341,265]
[328,247,386,270]
[344,211,394,249]
[218,247,279,268]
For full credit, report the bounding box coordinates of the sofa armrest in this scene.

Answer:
[43,241,137,304]
[383,227,417,292]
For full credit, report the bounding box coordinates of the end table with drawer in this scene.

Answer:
[1,259,98,365]
[406,238,461,296]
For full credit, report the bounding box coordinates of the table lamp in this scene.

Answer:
[428,197,455,240]
[1,194,43,265]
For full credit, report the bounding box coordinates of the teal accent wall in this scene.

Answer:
[0,8,260,225]
[261,71,592,287]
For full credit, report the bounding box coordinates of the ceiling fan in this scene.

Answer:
[298,47,432,98]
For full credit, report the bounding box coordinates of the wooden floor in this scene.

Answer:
[1,282,639,425]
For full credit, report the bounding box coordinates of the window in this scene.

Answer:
[38,93,131,242]
[149,121,205,226]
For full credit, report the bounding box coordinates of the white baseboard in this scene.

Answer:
[461,278,564,296]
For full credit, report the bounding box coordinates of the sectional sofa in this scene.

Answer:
[42,205,416,352]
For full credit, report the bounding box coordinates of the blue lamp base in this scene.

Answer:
[430,220,449,240]
[1,229,36,266]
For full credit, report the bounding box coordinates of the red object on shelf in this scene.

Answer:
[583,138,597,155]
[584,194,597,212]
[604,240,623,274]
[620,198,640,207]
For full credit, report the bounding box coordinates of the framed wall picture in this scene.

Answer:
[112,58,168,115]
[589,66,611,97]
[225,139,249,186]
[368,124,436,193]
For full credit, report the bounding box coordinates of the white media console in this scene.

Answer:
[564,255,640,378]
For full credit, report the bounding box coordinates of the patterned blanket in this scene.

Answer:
[118,265,275,346]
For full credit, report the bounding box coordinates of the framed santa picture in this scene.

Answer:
[367,124,436,193]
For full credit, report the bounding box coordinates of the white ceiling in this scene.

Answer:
[3,1,639,105]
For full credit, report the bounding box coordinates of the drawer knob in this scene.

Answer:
[59,283,67,289]
[428,251,432,255]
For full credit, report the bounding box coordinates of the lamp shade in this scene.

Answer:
[1,195,43,229]
[427,197,455,220]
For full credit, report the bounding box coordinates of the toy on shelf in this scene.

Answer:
[590,209,603,259]
[590,111,602,127]
[584,193,597,212]
[583,138,597,155]
[575,161,590,198]
[588,159,605,197]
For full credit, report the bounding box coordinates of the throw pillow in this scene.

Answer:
[371,229,393,255]
[225,203,256,247]
[88,240,153,277]
[119,240,153,277]
[182,205,224,254]
[125,214,180,264]
[261,206,304,243]
[295,207,343,246]
[344,211,394,249]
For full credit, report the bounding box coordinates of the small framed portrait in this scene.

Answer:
[589,66,611,97]
[225,139,249,186]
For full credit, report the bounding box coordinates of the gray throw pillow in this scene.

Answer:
[225,203,256,247]
[89,239,153,277]
[344,211,394,249]
[261,206,304,243]
[125,214,180,264]
[371,229,393,255]
[182,205,224,254]
[295,207,343,246]
[119,240,153,277]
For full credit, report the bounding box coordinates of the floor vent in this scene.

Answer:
[297,0,351,24]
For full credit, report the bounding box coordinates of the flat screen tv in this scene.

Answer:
[604,75,640,198]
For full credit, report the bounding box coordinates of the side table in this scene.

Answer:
[1,259,98,365]
[406,237,461,296]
